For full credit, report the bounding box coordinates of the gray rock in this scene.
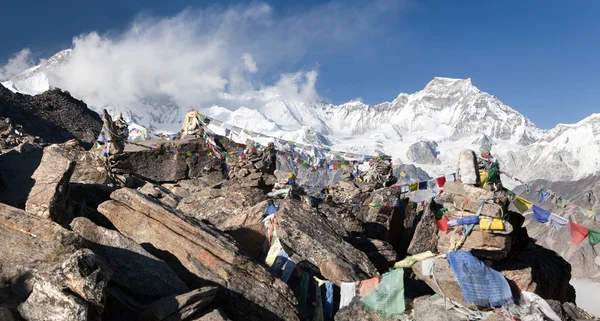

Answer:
[97,188,300,321]
[406,141,441,165]
[70,217,188,297]
[456,149,480,185]
[245,199,378,284]
[46,143,109,184]
[18,280,89,321]
[406,200,439,255]
[112,139,224,183]
[139,182,180,208]
[17,249,111,321]
[25,144,76,225]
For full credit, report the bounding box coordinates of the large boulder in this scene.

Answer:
[243,198,379,284]
[97,188,299,321]
[177,187,265,226]
[0,203,83,299]
[25,144,76,225]
[71,217,189,298]
[406,200,439,256]
[47,142,109,184]
[347,187,405,251]
[18,248,111,321]
[112,139,225,183]
[177,186,267,259]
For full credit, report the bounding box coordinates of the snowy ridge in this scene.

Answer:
[2,50,599,184]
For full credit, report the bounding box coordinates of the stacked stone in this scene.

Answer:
[436,181,513,260]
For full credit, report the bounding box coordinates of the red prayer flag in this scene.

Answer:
[435,216,449,232]
[436,176,447,188]
[569,221,589,245]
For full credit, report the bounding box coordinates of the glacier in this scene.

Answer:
[2,50,599,185]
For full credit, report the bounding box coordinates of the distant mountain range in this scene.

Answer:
[3,49,599,185]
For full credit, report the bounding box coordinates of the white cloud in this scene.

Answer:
[0,49,35,81]
[242,53,257,73]
[3,1,405,128]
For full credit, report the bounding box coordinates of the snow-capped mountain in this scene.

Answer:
[2,50,599,185]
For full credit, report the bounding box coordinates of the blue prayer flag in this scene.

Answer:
[538,189,551,204]
[532,205,551,223]
[447,250,512,307]
[418,181,428,190]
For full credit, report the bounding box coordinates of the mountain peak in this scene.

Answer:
[422,77,477,95]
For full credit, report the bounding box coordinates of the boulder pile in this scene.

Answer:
[0,109,598,321]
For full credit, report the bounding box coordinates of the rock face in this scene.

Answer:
[97,188,299,321]
[406,140,441,165]
[49,142,109,184]
[25,144,76,225]
[244,199,379,284]
[71,217,189,298]
[112,139,225,183]
[0,85,102,147]
[177,187,265,226]
[19,280,90,321]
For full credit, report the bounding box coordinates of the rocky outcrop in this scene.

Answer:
[0,85,102,147]
[177,187,265,226]
[0,203,115,320]
[47,142,109,184]
[112,139,226,183]
[25,144,76,225]
[18,249,111,321]
[406,140,441,165]
[71,217,189,298]
[97,188,299,321]
[260,199,378,282]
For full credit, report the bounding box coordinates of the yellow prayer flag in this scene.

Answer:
[479,217,505,231]
[400,171,407,177]
[514,196,532,214]
[409,183,418,192]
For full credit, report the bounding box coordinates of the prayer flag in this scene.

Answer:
[409,183,418,192]
[546,214,569,230]
[359,276,380,297]
[588,230,600,246]
[569,222,588,245]
[514,196,533,214]
[532,205,551,224]
[446,173,456,182]
[436,176,447,188]
[340,282,357,309]
[538,189,551,204]
[579,207,595,219]
[435,215,449,232]
[418,181,428,190]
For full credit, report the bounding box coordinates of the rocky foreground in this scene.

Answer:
[0,88,598,321]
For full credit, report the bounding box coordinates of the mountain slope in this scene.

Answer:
[2,50,600,184]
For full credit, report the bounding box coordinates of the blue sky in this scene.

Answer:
[1,0,598,129]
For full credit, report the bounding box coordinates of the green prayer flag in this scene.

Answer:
[589,229,600,246]
[435,208,448,220]
[360,268,405,317]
